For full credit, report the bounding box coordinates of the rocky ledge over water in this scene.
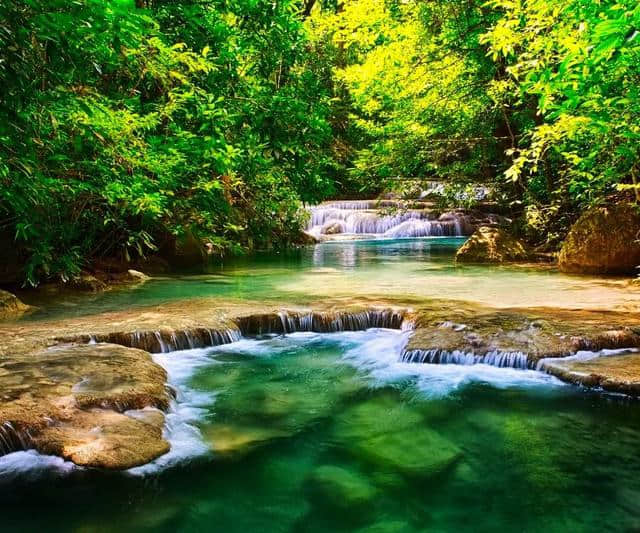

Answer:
[2,297,640,469]
[0,343,169,469]
[539,351,640,395]
[403,305,640,369]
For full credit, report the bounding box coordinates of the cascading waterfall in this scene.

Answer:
[401,348,531,369]
[0,422,31,457]
[64,327,243,354]
[67,310,408,353]
[306,201,466,238]
[235,309,407,336]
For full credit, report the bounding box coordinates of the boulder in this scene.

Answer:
[0,343,171,469]
[455,226,528,263]
[126,269,150,282]
[0,289,31,320]
[308,465,378,510]
[558,203,640,275]
[297,230,320,245]
[322,222,344,235]
[69,273,107,292]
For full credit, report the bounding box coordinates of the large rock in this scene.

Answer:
[69,273,107,292]
[0,343,171,469]
[0,289,31,320]
[558,203,640,275]
[455,226,528,263]
[539,351,640,396]
[322,222,344,235]
[308,465,378,510]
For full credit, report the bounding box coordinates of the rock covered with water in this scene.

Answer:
[559,203,640,275]
[455,226,528,264]
[334,394,462,478]
[0,289,31,320]
[539,350,640,395]
[308,465,378,510]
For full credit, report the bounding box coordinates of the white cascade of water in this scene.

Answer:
[307,202,466,238]
[401,348,531,370]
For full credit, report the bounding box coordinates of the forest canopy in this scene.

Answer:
[1,0,639,284]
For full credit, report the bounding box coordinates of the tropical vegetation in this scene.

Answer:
[1,0,639,284]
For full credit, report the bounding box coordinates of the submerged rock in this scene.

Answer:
[308,465,378,510]
[0,289,31,320]
[455,226,528,264]
[559,203,640,275]
[205,423,287,456]
[355,521,412,533]
[334,395,462,478]
[354,427,461,477]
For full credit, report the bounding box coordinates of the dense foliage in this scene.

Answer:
[1,0,335,284]
[310,0,640,245]
[1,0,639,283]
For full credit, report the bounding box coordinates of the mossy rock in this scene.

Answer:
[334,396,462,478]
[558,203,640,275]
[308,465,378,510]
[455,226,528,264]
[0,289,31,320]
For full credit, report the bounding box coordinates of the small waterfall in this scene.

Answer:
[401,348,530,369]
[0,422,32,456]
[235,309,406,336]
[73,327,242,354]
[306,201,467,238]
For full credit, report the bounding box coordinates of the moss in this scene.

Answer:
[559,203,640,275]
[455,226,528,264]
[0,289,32,321]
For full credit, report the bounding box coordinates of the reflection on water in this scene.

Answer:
[17,237,640,320]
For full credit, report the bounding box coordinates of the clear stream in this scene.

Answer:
[17,237,640,319]
[4,238,640,532]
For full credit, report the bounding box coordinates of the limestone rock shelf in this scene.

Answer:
[1,296,640,469]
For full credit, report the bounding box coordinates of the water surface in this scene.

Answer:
[2,330,640,532]
[18,238,640,320]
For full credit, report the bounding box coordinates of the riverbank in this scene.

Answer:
[2,292,640,470]
[2,237,640,472]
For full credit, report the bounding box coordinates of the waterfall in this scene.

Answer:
[67,309,407,354]
[306,202,467,238]
[401,348,531,370]
[74,327,243,354]
[235,309,406,336]
[0,422,32,457]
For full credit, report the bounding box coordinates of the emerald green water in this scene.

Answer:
[3,330,640,532]
[17,237,640,319]
[5,238,640,531]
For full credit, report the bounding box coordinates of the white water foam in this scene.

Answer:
[128,347,218,475]
[0,450,76,481]
[333,329,564,398]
